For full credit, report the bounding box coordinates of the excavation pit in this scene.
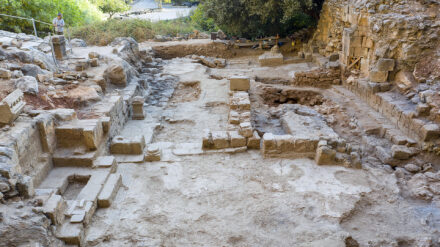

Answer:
[63,175,90,200]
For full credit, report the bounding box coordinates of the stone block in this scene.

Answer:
[229,76,250,91]
[230,92,251,111]
[145,145,161,162]
[421,124,440,141]
[36,114,56,153]
[229,131,247,148]
[259,52,284,66]
[110,135,145,155]
[51,35,67,60]
[362,37,373,48]
[395,71,415,88]
[98,173,122,208]
[43,194,66,225]
[202,129,213,149]
[369,70,388,83]
[88,52,100,59]
[315,145,337,165]
[70,211,86,223]
[262,133,276,154]
[247,131,261,149]
[90,58,99,67]
[229,110,240,125]
[391,145,412,160]
[132,96,145,120]
[376,58,395,72]
[239,122,253,138]
[274,135,295,153]
[82,120,103,151]
[75,59,90,71]
[101,117,110,133]
[56,222,84,245]
[212,131,230,149]
[0,89,25,124]
[0,68,11,79]
[94,156,117,173]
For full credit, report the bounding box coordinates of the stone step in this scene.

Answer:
[55,119,103,151]
[98,173,122,208]
[52,148,98,167]
[110,135,145,155]
[56,221,85,246]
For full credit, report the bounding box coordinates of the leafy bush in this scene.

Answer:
[190,4,217,32]
[71,18,198,45]
[203,0,323,38]
[0,0,103,35]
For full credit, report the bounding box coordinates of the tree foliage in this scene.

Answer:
[0,0,103,34]
[202,0,323,38]
[95,0,130,19]
[190,4,217,32]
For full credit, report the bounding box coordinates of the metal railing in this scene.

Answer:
[0,13,53,37]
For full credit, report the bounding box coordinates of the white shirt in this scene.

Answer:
[53,18,65,32]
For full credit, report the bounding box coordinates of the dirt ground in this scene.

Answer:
[85,57,440,247]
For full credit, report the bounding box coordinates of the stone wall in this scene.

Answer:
[306,0,439,82]
[292,66,341,88]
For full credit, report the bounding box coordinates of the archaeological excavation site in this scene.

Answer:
[0,0,440,246]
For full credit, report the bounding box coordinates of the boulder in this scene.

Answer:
[14,76,39,94]
[70,38,87,47]
[21,64,43,78]
[104,64,127,86]
[395,70,416,88]
[376,58,395,71]
[0,68,11,79]
[391,145,412,160]
[369,70,388,83]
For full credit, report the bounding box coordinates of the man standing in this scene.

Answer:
[53,13,65,35]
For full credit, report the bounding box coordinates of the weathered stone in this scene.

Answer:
[21,64,43,77]
[145,145,161,162]
[391,145,412,160]
[88,52,100,59]
[132,96,145,120]
[395,71,416,88]
[90,58,99,67]
[0,68,11,79]
[111,135,145,155]
[376,58,395,71]
[421,124,440,141]
[229,76,250,91]
[405,164,421,173]
[239,122,253,138]
[316,145,337,165]
[259,52,284,66]
[14,76,39,94]
[0,89,25,124]
[75,59,90,71]
[229,131,247,148]
[98,173,122,208]
[247,131,261,149]
[43,194,66,225]
[94,156,117,173]
[51,35,67,60]
[369,70,388,83]
[212,131,230,149]
[104,64,127,86]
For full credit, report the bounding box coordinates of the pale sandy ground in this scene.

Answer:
[84,58,439,246]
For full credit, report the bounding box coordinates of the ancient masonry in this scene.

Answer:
[0,0,439,245]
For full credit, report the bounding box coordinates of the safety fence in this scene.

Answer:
[0,13,76,72]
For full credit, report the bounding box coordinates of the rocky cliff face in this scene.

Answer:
[307,0,439,82]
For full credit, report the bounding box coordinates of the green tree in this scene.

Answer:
[96,0,130,19]
[190,4,217,32]
[202,0,322,38]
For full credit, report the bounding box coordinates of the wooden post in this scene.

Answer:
[32,18,37,37]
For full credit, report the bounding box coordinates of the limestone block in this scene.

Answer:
[132,96,145,120]
[110,135,145,155]
[51,35,67,60]
[229,76,250,91]
[0,89,25,124]
[229,131,246,148]
[391,145,412,160]
[56,222,84,245]
[94,156,117,173]
[70,211,85,223]
[36,114,56,153]
[239,122,253,138]
[43,194,66,225]
[229,110,240,125]
[101,117,110,133]
[0,68,11,79]
[247,131,261,149]
[369,70,388,83]
[36,73,52,83]
[145,145,161,162]
[98,173,122,208]
[75,59,90,71]
[315,145,337,165]
[82,120,103,151]
[421,124,440,141]
[416,103,431,117]
[212,131,230,149]
[262,133,276,154]
[294,137,319,153]
[274,135,295,153]
[239,111,251,123]
[376,58,395,72]
[202,129,213,148]
[362,37,373,48]
[88,52,100,59]
[230,92,251,111]
[104,63,127,87]
[395,71,416,88]
[90,58,99,67]
[259,52,284,66]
